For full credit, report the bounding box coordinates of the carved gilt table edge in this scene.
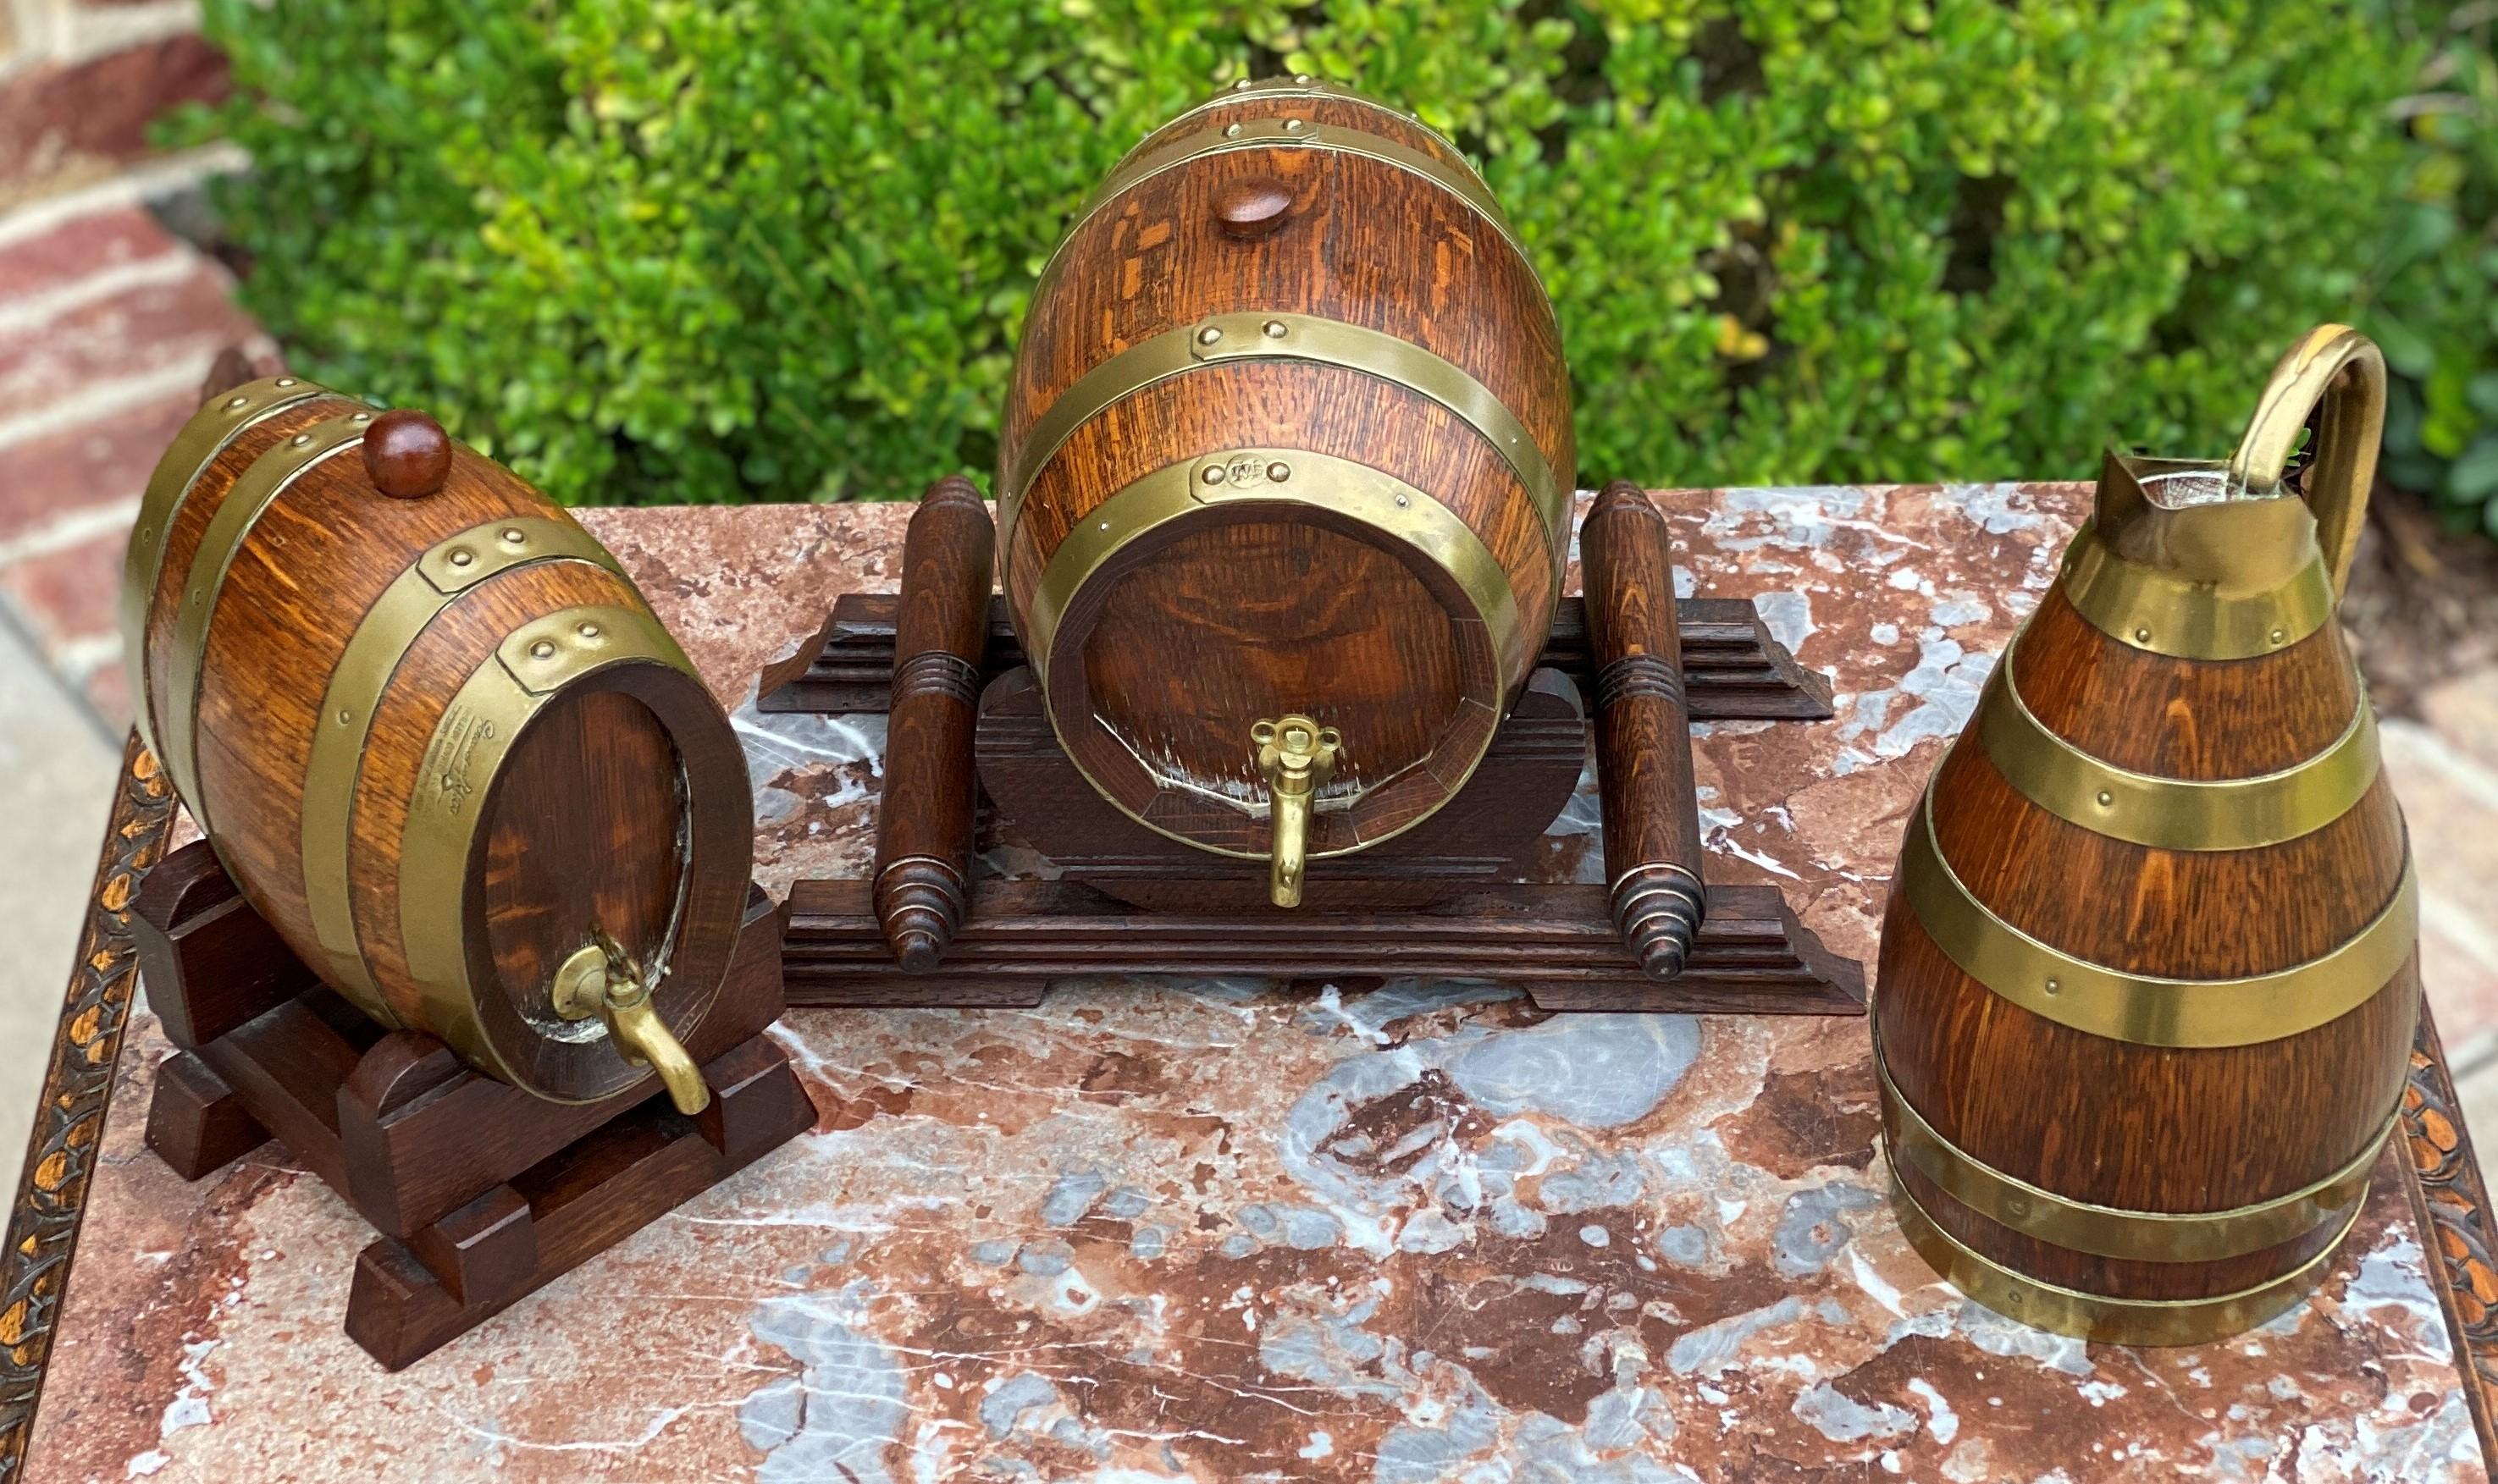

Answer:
[7,721,2497,1480]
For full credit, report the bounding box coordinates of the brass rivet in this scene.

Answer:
[1223,122,1242,138]
[1263,320,1288,338]
[1099,520,1111,531]
[2133,627,2152,644]
[2096,791,2114,807]
[2269,627,2287,645]
[1232,78,1252,91]
[223,395,248,411]
[351,412,371,423]
[1198,326,1223,345]
[2043,976,2062,996]
[449,549,475,567]
[500,527,526,544]
[1267,461,1291,482]
[1284,118,1305,134]
[2007,1198,2029,1217]
[1202,466,1227,485]
[577,621,601,638]
[530,640,556,659]
[1294,73,1312,85]
[275,378,297,388]
[290,433,314,447]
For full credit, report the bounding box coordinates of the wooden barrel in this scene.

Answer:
[1872,327,2414,1343]
[997,76,1574,886]
[119,376,751,1106]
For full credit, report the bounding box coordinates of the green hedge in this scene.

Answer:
[179,0,2495,531]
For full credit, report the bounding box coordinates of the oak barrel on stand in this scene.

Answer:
[121,377,750,1108]
[998,75,1575,902]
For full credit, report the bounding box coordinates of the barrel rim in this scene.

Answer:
[301,516,629,1018]
[1975,626,2383,851]
[166,409,375,826]
[1898,775,2418,1047]
[1872,1006,2390,1261]
[398,602,748,1103]
[123,375,330,769]
[1887,1166,2355,1346]
[1028,448,1520,862]
[1143,75,1467,163]
[999,311,1569,582]
[2059,514,2337,661]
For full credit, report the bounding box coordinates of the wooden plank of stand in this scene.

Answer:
[342,1034,816,1371]
[132,844,323,1050]
[757,593,1832,721]
[781,878,1865,1015]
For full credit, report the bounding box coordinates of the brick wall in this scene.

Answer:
[0,0,256,725]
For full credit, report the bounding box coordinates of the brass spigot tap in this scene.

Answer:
[551,929,710,1115]
[1254,714,1340,909]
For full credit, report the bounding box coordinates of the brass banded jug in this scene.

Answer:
[1875,324,2416,1343]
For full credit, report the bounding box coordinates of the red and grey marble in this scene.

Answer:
[23,488,2483,1481]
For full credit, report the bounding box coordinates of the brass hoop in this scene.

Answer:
[1873,1019,2387,1261]
[2058,519,2338,662]
[165,411,376,824]
[2230,325,2386,599]
[1973,631,2381,851]
[1146,75,1463,157]
[1898,781,2417,1047]
[299,518,627,1015]
[1887,1169,2356,1346]
[397,603,710,1101]
[1002,312,1567,567]
[122,376,331,766]
[1046,117,1524,286]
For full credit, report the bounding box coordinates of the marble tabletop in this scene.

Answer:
[19,486,2490,1482]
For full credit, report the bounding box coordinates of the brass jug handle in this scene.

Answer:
[2227,324,2386,599]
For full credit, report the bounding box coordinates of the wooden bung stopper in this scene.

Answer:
[1213,175,1293,239]
[1581,480,1707,978]
[872,475,995,970]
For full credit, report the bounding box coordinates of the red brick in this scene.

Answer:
[0,36,230,191]
[0,524,125,658]
[0,386,192,545]
[0,204,182,300]
[0,261,252,408]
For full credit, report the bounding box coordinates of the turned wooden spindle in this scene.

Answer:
[1582,480,1707,978]
[872,476,995,970]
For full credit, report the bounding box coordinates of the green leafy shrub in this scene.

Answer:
[2370,3,2498,535]
[177,0,2473,508]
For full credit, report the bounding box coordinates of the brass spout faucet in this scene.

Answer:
[552,929,710,1115]
[1254,714,1340,908]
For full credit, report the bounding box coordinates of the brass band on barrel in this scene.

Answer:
[1898,781,2418,1047]
[167,411,376,826]
[1051,117,1523,282]
[122,375,330,766]
[397,603,703,1100]
[1973,631,2381,852]
[2059,519,2337,662]
[1887,1169,2357,1346]
[1002,312,1567,566]
[1026,449,1520,862]
[1151,75,1465,158]
[1872,1020,2385,1261]
[300,518,627,1016]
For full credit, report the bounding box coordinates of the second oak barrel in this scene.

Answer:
[997,76,1576,880]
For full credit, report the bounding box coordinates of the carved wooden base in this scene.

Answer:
[782,878,1865,1014]
[131,841,815,1371]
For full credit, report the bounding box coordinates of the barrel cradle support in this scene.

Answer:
[130,841,815,1371]
[760,488,1865,1017]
